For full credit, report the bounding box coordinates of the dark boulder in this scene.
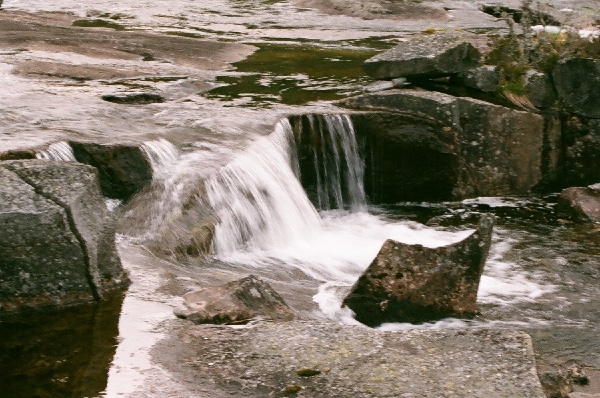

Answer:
[556,184,600,223]
[175,275,295,325]
[343,214,494,326]
[0,160,128,314]
[70,141,153,200]
[363,34,480,80]
[553,58,600,118]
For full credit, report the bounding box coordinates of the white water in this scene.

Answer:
[35,141,76,161]
[202,116,554,321]
[300,114,367,211]
[140,138,180,178]
[206,119,322,254]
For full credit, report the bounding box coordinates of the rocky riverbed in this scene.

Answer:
[1,0,600,397]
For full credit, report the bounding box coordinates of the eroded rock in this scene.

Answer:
[0,160,128,314]
[363,34,481,80]
[70,141,153,200]
[342,214,494,326]
[557,184,600,223]
[175,275,295,324]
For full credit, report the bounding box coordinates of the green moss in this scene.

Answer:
[296,368,321,377]
[283,385,302,395]
[72,19,125,30]
[204,43,378,106]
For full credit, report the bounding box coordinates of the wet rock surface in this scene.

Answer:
[175,275,295,325]
[70,141,153,200]
[0,160,127,313]
[153,320,545,397]
[343,214,494,326]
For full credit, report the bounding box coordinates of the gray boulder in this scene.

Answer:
[342,214,494,326]
[363,34,481,80]
[524,69,556,108]
[553,58,600,118]
[0,160,128,314]
[454,65,501,93]
[175,275,294,325]
[70,141,153,200]
[556,184,600,223]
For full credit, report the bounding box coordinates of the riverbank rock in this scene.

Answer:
[175,275,295,324]
[0,160,128,314]
[342,214,494,326]
[341,90,545,200]
[556,184,600,223]
[363,34,481,80]
[560,115,600,188]
[553,58,600,118]
[70,141,153,200]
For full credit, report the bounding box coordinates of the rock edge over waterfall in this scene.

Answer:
[0,160,128,314]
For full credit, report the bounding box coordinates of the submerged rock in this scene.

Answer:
[175,275,294,324]
[0,160,128,314]
[70,141,153,200]
[0,149,36,161]
[557,184,600,223]
[343,214,494,326]
[363,34,480,80]
[101,93,165,104]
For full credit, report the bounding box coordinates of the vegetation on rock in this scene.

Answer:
[486,0,600,105]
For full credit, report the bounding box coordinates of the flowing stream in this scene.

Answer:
[2,1,600,395]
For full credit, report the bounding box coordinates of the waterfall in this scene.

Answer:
[140,138,179,178]
[295,114,366,211]
[206,119,322,255]
[35,141,76,161]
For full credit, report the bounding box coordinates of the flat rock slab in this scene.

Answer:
[156,320,545,397]
[363,34,480,80]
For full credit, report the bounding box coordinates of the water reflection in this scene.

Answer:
[0,291,125,398]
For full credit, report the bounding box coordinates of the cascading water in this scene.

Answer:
[140,138,180,177]
[205,119,322,255]
[294,114,367,211]
[35,141,76,161]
